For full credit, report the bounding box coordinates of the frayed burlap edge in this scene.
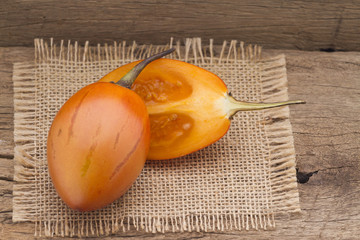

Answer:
[260,56,301,213]
[13,38,300,236]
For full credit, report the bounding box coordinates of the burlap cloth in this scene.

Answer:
[12,38,300,237]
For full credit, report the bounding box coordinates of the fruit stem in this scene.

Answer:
[227,95,305,118]
[115,48,176,88]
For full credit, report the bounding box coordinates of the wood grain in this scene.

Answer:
[1,47,360,239]
[1,0,360,51]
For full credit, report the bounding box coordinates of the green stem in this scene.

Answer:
[115,48,176,88]
[227,95,305,118]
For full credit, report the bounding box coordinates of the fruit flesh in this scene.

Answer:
[99,59,230,160]
[47,82,150,211]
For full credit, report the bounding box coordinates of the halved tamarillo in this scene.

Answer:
[99,54,305,160]
[47,49,175,211]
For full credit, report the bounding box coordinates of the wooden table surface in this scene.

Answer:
[0,47,359,239]
[2,1,360,51]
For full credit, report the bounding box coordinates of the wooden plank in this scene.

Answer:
[1,0,360,51]
[0,47,359,239]
[283,50,360,239]
[0,47,33,156]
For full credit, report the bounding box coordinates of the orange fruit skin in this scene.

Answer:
[47,82,150,211]
[99,59,230,160]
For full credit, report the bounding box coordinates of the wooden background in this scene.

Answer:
[1,0,360,51]
[1,1,360,239]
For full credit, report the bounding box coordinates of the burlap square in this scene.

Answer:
[12,38,300,237]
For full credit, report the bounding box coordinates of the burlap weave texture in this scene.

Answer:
[12,38,300,237]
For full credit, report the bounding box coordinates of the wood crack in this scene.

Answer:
[319,166,353,171]
[0,154,14,159]
[294,132,360,137]
[0,176,14,182]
